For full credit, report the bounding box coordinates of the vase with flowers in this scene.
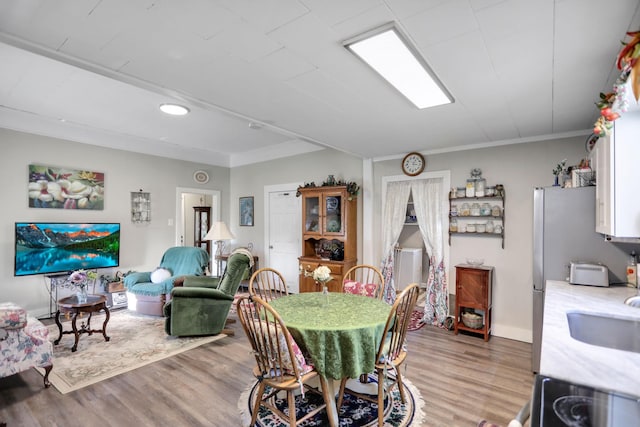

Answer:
[303,265,333,303]
[68,269,96,303]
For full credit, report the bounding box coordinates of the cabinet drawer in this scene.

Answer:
[300,261,343,276]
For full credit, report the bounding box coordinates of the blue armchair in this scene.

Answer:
[124,246,210,316]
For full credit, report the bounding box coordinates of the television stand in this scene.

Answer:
[46,273,70,318]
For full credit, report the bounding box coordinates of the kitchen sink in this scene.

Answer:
[566,311,640,353]
[625,295,640,308]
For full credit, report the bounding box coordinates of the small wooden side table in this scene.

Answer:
[54,294,110,352]
[454,264,493,341]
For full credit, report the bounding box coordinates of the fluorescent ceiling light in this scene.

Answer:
[159,103,190,116]
[344,24,453,109]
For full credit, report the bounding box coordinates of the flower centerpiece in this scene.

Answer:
[552,159,567,187]
[303,265,333,295]
[67,269,96,303]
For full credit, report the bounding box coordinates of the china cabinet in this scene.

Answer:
[449,188,505,248]
[454,264,493,341]
[298,186,357,292]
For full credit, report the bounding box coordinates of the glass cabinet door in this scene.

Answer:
[324,193,343,235]
[303,195,321,233]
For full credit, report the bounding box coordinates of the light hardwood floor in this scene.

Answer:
[0,309,533,427]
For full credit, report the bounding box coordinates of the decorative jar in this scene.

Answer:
[470,203,480,216]
[449,218,458,232]
[480,203,492,216]
[460,203,470,216]
[491,205,502,216]
[465,179,475,197]
[450,204,458,216]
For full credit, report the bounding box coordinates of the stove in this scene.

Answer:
[531,375,640,426]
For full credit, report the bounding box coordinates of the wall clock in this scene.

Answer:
[401,152,425,176]
[193,170,209,184]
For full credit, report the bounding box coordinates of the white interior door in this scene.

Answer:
[266,188,301,293]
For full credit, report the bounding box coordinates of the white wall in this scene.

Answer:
[1,128,229,317]
[372,136,588,342]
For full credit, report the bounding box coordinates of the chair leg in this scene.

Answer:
[251,382,266,427]
[42,364,52,388]
[377,369,385,427]
[336,377,348,410]
[396,365,407,403]
[287,390,297,427]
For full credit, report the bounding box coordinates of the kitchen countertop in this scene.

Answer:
[541,280,640,397]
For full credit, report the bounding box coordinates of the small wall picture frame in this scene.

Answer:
[239,196,254,227]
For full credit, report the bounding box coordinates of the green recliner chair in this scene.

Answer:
[163,251,251,337]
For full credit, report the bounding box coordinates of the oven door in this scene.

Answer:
[531,374,640,426]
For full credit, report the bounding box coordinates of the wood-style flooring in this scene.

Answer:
[0,308,533,427]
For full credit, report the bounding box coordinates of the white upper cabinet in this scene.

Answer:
[594,108,640,237]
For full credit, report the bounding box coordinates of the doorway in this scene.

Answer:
[175,187,220,247]
[264,184,302,293]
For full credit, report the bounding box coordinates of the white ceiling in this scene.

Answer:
[0,0,639,167]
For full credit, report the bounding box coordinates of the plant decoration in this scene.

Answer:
[553,159,567,177]
[305,265,333,286]
[593,30,640,137]
[296,176,360,200]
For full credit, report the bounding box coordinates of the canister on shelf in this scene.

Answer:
[470,202,481,216]
[466,223,476,233]
[460,203,471,216]
[450,188,457,198]
[486,186,496,196]
[476,222,486,233]
[491,205,502,216]
[450,204,458,216]
[480,203,492,216]
[486,220,495,233]
[475,178,486,197]
[456,187,466,198]
[466,179,475,197]
[449,218,458,232]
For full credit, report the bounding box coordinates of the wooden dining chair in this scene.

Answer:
[248,268,289,302]
[336,283,420,427]
[236,295,333,427]
[342,264,384,300]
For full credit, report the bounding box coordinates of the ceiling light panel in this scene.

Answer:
[344,24,453,109]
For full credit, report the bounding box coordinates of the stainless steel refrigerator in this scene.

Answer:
[532,186,627,372]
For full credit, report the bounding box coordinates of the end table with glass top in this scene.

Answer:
[54,294,110,352]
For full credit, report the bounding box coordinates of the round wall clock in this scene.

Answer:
[193,170,209,184]
[401,152,425,176]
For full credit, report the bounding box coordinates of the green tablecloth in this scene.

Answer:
[270,292,391,380]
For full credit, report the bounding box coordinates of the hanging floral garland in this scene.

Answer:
[593,30,640,136]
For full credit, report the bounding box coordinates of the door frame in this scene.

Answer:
[175,187,221,246]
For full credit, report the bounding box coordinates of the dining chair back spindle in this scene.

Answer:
[342,264,384,299]
[248,268,289,302]
[236,295,333,427]
[336,283,420,427]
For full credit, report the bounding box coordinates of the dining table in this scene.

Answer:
[269,291,391,426]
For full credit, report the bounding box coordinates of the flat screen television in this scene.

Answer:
[15,222,120,277]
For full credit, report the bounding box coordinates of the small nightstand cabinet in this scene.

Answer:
[454,264,493,341]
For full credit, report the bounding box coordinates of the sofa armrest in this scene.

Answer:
[182,276,220,289]
[123,272,152,288]
[0,303,27,329]
[170,287,233,300]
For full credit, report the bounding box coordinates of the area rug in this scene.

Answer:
[238,372,425,426]
[37,310,226,394]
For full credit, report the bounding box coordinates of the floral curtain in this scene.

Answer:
[380,181,412,302]
[411,178,448,326]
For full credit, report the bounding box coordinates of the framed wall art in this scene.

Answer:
[28,164,105,210]
[239,196,254,227]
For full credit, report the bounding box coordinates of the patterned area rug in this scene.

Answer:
[38,310,226,394]
[238,373,425,426]
[408,309,425,331]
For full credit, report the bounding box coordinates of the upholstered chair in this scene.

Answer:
[0,302,53,387]
[124,246,210,316]
[163,250,251,337]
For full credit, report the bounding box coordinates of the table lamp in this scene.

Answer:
[204,221,235,276]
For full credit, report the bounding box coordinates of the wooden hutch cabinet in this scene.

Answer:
[298,186,357,293]
[454,264,493,341]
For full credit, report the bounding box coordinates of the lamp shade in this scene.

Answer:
[204,221,235,241]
